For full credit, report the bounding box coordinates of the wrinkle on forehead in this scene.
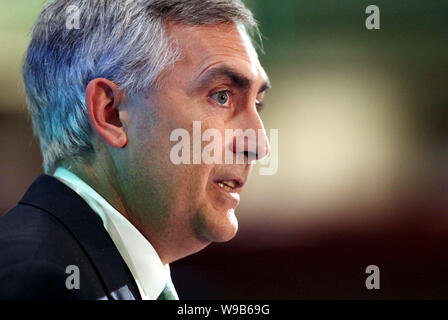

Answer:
[165,21,266,84]
[236,24,261,77]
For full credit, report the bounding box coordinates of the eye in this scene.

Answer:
[210,90,231,107]
[256,101,264,113]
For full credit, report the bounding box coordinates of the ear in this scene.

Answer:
[85,78,128,148]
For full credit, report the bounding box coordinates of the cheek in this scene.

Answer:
[131,120,210,207]
[131,94,221,204]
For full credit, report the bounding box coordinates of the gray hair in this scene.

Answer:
[23,0,257,173]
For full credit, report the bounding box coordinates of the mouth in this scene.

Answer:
[214,177,244,193]
[209,175,246,209]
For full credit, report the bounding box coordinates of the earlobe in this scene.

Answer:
[86,78,128,149]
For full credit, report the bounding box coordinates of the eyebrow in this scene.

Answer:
[194,65,271,94]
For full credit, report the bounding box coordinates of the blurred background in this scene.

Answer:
[1,0,448,299]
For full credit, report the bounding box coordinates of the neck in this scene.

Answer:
[62,158,131,222]
[58,155,193,265]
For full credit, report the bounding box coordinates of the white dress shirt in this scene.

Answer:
[53,167,178,300]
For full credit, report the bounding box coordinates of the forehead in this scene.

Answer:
[165,21,267,85]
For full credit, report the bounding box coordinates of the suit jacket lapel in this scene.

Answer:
[19,174,142,300]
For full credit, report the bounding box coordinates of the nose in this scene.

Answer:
[230,108,271,162]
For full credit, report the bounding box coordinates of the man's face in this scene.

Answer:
[121,22,270,263]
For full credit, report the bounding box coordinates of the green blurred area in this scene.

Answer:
[247,0,448,61]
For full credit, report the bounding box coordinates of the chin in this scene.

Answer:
[194,208,239,243]
[213,208,239,242]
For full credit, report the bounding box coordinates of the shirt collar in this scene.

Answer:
[53,167,176,300]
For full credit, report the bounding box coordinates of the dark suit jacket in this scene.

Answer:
[0,174,142,300]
